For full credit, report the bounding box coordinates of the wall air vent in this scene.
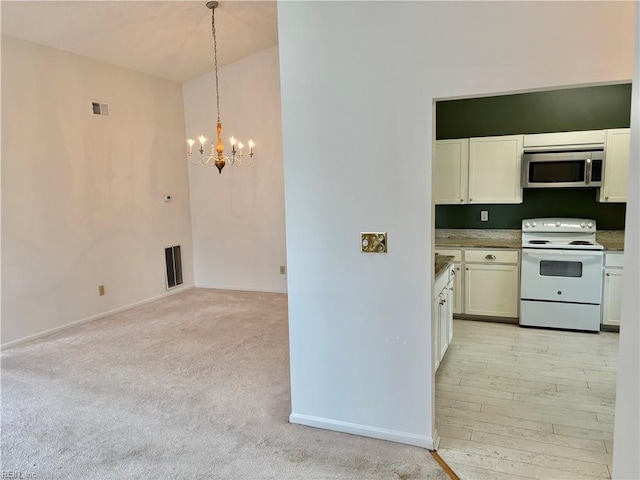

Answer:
[165,245,183,289]
[91,102,109,116]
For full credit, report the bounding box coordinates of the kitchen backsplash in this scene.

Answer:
[436,188,626,230]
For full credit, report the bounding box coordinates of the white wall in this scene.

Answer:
[183,46,286,294]
[1,35,194,347]
[613,6,640,479]
[278,1,636,449]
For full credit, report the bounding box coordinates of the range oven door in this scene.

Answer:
[521,248,604,304]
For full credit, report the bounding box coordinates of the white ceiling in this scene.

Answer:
[0,1,278,83]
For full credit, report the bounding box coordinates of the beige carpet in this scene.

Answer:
[1,288,448,479]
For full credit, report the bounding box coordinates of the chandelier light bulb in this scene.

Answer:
[230,136,237,146]
[198,136,206,145]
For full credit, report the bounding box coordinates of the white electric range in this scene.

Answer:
[520,218,604,332]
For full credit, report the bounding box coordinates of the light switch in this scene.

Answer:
[361,232,387,253]
[481,211,489,222]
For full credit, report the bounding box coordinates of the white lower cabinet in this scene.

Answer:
[602,252,624,326]
[465,263,519,317]
[434,263,454,372]
[435,249,463,314]
[436,247,520,319]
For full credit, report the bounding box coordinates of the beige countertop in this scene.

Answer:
[600,240,625,252]
[435,255,454,278]
[435,238,521,249]
[597,231,625,252]
[435,229,625,251]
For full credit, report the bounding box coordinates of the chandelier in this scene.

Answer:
[187,1,254,174]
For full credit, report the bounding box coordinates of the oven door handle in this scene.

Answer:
[522,249,602,258]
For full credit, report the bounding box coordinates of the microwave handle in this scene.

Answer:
[585,158,592,185]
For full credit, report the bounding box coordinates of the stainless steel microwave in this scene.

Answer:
[522,148,604,188]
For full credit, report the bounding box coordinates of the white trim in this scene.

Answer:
[195,284,287,294]
[289,413,435,450]
[432,428,441,451]
[1,285,195,350]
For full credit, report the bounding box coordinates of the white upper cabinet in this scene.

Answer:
[599,128,630,203]
[434,139,469,205]
[523,130,605,148]
[468,135,524,204]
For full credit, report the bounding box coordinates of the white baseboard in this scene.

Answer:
[433,428,441,450]
[195,284,287,295]
[289,413,435,450]
[1,285,195,350]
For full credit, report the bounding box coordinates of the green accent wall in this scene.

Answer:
[436,189,626,230]
[435,84,631,230]
[436,84,632,139]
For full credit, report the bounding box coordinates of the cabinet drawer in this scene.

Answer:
[465,249,519,264]
[605,253,624,268]
[435,249,463,262]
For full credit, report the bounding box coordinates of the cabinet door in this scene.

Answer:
[439,289,450,360]
[602,268,623,326]
[465,264,519,317]
[452,263,463,315]
[468,135,523,204]
[447,280,454,345]
[600,129,630,203]
[434,139,469,205]
[433,292,441,372]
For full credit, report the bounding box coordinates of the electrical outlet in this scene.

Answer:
[481,211,489,222]
[98,285,105,296]
[280,266,286,275]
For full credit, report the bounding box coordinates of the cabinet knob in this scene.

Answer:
[469,198,473,201]
[460,199,464,203]
[606,273,610,276]
[465,267,469,271]
[485,254,496,260]
[605,196,609,200]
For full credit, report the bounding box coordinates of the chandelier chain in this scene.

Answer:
[211,6,220,123]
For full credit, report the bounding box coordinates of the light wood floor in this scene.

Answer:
[436,319,618,480]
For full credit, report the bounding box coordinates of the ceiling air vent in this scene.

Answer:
[91,102,109,116]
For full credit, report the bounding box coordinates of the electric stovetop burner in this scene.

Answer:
[569,241,593,245]
[528,240,550,245]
